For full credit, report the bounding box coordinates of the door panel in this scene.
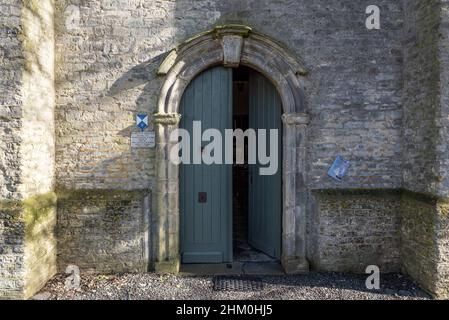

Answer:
[180,66,233,263]
[248,71,282,259]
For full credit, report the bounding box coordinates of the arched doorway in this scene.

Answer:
[152,25,310,274]
[178,66,282,264]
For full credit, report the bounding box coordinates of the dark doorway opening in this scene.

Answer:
[232,67,277,263]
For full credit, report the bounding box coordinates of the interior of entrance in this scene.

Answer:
[232,66,277,263]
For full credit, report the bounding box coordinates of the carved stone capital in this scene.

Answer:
[153,113,182,125]
[281,113,310,125]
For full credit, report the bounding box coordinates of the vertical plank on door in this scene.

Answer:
[248,71,282,259]
[180,66,233,263]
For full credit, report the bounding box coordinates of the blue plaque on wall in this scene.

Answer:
[328,156,350,182]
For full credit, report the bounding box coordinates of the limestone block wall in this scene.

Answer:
[0,193,57,300]
[0,0,56,299]
[54,0,163,191]
[401,192,449,299]
[0,0,24,300]
[50,0,405,280]
[1,0,449,300]
[400,0,449,299]
[20,0,56,300]
[0,0,22,199]
[53,0,404,191]
[20,0,56,198]
[308,190,401,273]
[0,202,24,299]
[22,193,56,299]
[56,190,150,274]
[402,0,441,195]
[436,0,449,198]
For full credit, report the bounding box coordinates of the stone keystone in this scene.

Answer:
[222,35,244,68]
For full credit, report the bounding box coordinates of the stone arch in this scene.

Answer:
[152,25,310,273]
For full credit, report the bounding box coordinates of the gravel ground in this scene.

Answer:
[33,272,431,300]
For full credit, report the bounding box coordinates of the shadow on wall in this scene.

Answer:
[107,52,167,110]
[55,0,314,191]
[55,52,169,190]
[56,0,297,191]
[91,54,168,187]
[55,189,150,274]
[107,52,167,139]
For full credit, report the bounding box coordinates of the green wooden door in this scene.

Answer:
[248,70,282,259]
[180,66,233,263]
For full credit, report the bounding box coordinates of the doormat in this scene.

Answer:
[212,276,264,292]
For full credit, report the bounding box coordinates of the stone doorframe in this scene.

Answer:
[152,25,310,273]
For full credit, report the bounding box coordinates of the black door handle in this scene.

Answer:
[198,192,207,203]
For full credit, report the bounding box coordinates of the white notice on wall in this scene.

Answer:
[131,132,155,148]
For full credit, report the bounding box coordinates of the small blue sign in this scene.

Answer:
[136,114,149,132]
[328,156,350,182]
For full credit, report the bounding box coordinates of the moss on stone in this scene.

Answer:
[0,199,23,212]
[22,192,57,240]
[0,193,56,223]
[0,192,57,299]
[23,192,57,299]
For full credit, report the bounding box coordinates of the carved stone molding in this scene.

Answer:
[153,25,309,274]
[213,24,252,38]
[157,50,178,76]
[282,113,310,126]
[153,113,182,125]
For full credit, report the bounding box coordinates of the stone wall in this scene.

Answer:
[308,190,401,273]
[0,0,22,200]
[1,0,449,300]
[304,1,403,190]
[0,193,57,300]
[0,201,24,299]
[0,0,23,300]
[20,0,56,300]
[402,0,449,199]
[53,0,404,191]
[436,1,449,198]
[400,0,449,299]
[50,0,406,282]
[401,192,449,299]
[402,0,441,195]
[54,0,161,191]
[0,0,56,299]
[20,0,56,198]
[56,190,150,274]
[23,193,57,299]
